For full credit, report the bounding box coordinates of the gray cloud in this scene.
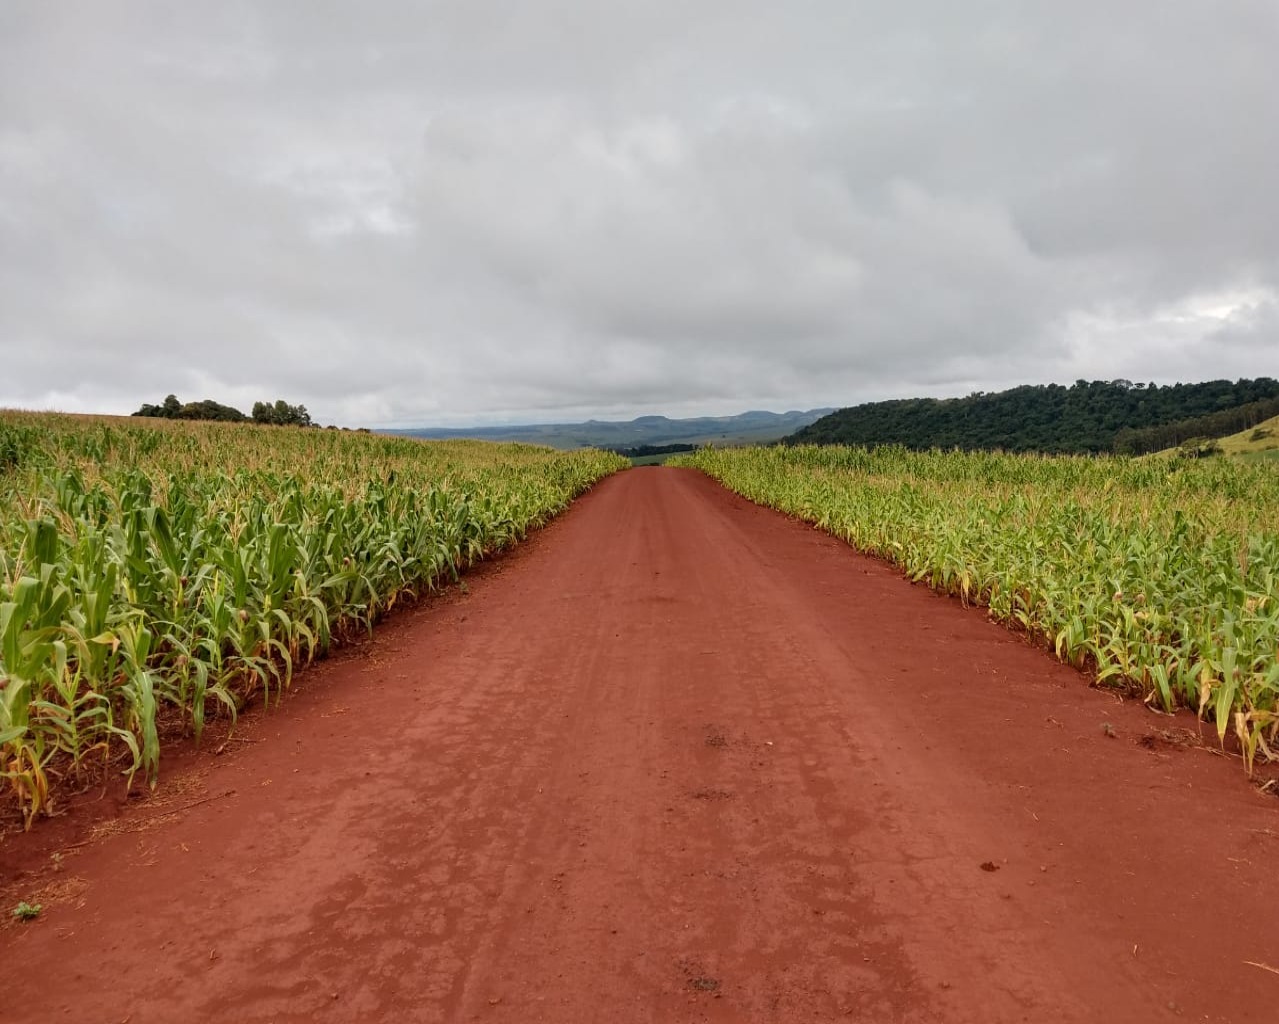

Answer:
[2,1,1276,426]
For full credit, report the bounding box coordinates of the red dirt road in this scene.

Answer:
[3,468,1278,1023]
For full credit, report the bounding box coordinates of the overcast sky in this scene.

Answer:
[2,2,1277,427]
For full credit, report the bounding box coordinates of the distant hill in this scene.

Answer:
[787,379,1279,455]
[389,409,835,450]
[1196,412,1279,463]
[1113,394,1279,455]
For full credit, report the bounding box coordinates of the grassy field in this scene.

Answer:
[674,445,1279,770]
[0,413,626,826]
[1216,414,1279,460]
[628,452,681,466]
[1148,413,1279,462]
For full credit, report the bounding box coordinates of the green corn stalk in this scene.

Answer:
[0,411,627,825]
[675,443,1279,772]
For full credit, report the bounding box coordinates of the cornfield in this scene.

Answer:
[675,445,1279,770]
[0,412,626,826]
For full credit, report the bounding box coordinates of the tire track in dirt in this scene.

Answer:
[2,467,1277,1023]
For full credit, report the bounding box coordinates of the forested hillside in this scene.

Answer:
[1113,396,1279,454]
[788,379,1279,454]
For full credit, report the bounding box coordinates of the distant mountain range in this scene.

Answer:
[388,409,835,450]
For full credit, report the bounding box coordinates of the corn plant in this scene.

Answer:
[0,412,626,826]
[675,444,1279,771]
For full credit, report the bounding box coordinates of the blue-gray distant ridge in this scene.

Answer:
[386,409,835,450]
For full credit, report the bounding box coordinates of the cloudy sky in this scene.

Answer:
[2,2,1277,427]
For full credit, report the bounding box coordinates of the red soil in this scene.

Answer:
[2,467,1277,1023]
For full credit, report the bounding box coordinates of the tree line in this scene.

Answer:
[1113,395,1279,455]
[134,394,314,427]
[606,443,698,457]
[786,378,1279,454]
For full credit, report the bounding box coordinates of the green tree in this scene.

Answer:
[253,399,313,427]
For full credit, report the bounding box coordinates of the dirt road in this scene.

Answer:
[3,468,1277,1023]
